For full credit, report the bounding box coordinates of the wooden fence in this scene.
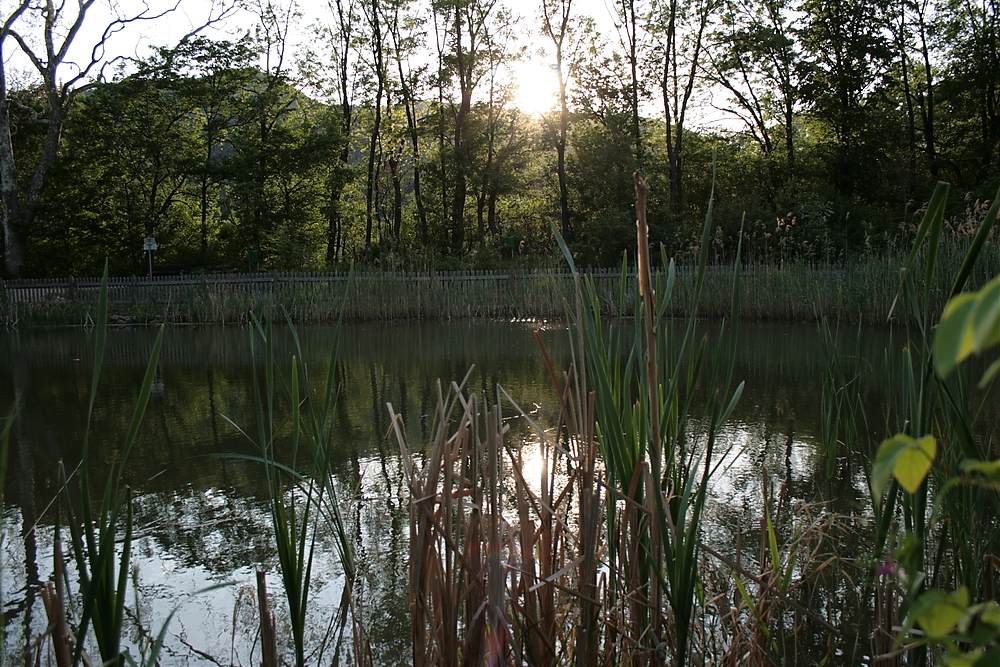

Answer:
[0,270,619,326]
[0,262,964,327]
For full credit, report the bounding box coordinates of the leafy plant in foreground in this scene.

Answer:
[870,184,1000,665]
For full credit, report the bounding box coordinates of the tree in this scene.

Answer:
[541,0,575,237]
[361,0,387,251]
[936,0,999,174]
[798,0,893,196]
[653,0,713,214]
[227,0,345,268]
[473,12,518,245]
[446,0,500,253]
[164,36,256,263]
[707,0,800,172]
[301,0,358,264]
[613,0,645,163]
[386,0,430,245]
[0,0,234,277]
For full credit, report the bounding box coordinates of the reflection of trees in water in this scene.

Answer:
[131,489,275,573]
[6,342,41,655]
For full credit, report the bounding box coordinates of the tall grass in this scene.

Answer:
[224,314,359,666]
[5,243,999,327]
[1,407,12,667]
[559,172,747,664]
[59,265,164,667]
[8,264,170,666]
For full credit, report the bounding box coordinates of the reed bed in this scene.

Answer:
[4,243,998,328]
[371,171,868,665]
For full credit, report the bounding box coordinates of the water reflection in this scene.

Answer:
[0,319,948,663]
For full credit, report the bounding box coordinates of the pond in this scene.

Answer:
[1,320,904,664]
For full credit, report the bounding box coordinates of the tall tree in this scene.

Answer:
[707,0,800,170]
[937,0,999,172]
[542,0,575,237]
[166,37,255,263]
[448,0,499,253]
[911,0,938,178]
[654,0,713,214]
[891,0,919,190]
[362,0,387,251]
[474,11,516,245]
[432,2,450,237]
[614,0,645,163]
[324,0,358,263]
[799,0,892,196]
[386,0,430,245]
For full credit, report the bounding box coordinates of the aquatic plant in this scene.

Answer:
[227,314,359,666]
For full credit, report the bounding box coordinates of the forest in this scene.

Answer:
[0,0,998,277]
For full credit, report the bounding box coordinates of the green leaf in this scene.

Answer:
[894,435,937,493]
[872,436,907,501]
[974,649,1000,666]
[979,601,1000,627]
[873,434,937,497]
[960,459,1000,481]
[944,652,982,667]
[936,275,1000,379]
[972,276,1000,349]
[935,294,977,377]
[912,587,970,639]
[979,358,1000,389]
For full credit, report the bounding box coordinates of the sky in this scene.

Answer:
[2,0,734,128]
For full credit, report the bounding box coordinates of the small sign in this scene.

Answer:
[143,236,158,252]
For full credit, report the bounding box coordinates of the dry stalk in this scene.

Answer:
[40,537,72,667]
[256,571,279,667]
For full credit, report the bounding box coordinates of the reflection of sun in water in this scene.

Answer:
[510,59,563,116]
[520,446,547,489]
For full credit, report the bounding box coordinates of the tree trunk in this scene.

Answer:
[200,170,210,263]
[476,190,486,244]
[390,153,402,242]
[784,94,795,171]
[0,85,65,277]
[433,8,449,234]
[626,0,642,163]
[487,188,498,236]
[365,0,385,251]
[556,45,571,237]
[451,7,471,254]
[916,5,938,178]
[0,112,24,277]
[897,2,917,194]
[389,6,428,246]
[326,189,343,264]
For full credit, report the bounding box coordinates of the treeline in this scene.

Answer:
[1,0,998,277]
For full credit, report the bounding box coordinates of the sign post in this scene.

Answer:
[143,236,158,277]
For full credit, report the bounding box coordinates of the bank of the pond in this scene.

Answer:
[3,247,997,327]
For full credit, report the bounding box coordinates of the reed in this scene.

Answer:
[57,265,165,667]
[225,313,360,666]
[1,408,12,667]
[4,242,998,327]
[381,170,825,665]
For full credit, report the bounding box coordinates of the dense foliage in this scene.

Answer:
[1,0,998,276]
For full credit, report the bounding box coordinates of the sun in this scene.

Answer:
[510,59,563,116]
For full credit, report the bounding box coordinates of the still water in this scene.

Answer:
[1,320,900,664]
